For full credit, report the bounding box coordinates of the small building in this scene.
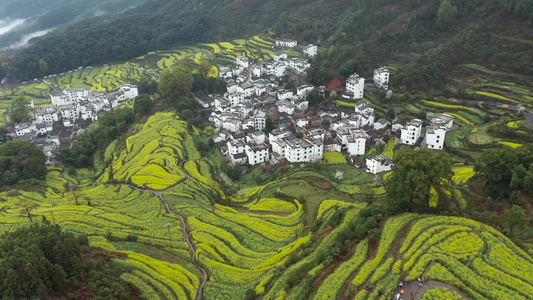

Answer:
[424,126,447,150]
[400,119,423,145]
[373,67,390,90]
[430,113,454,131]
[346,73,365,99]
[275,38,297,48]
[245,143,270,166]
[366,155,393,174]
[303,44,317,58]
[347,130,368,156]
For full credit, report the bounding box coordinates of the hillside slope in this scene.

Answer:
[1,112,532,299]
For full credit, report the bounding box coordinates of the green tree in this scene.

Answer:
[133,94,154,115]
[502,205,530,234]
[0,126,13,144]
[0,140,47,185]
[157,61,194,101]
[265,115,275,134]
[9,95,32,124]
[38,58,49,75]
[385,149,453,212]
[436,0,458,29]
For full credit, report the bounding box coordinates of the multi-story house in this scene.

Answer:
[245,143,270,166]
[303,44,317,58]
[346,73,365,99]
[366,155,393,174]
[400,119,423,145]
[424,126,447,150]
[373,67,390,90]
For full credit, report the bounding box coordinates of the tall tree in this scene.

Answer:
[385,148,453,212]
[0,126,13,144]
[133,94,154,116]
[0,140,47,185]
[436,0,458,29]
[9,95,32,124]
[38,58,49,75]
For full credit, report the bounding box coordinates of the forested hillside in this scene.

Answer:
[4,0,533,85]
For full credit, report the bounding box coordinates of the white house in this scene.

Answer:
[285,138,323,163]
[236,56,250,68]
[373,67,390,90]
[355,101,375,127]
[430,113,454,131]
[424,126,447,150]
[14,123,37,136]
[347,130,368,156]
[219,67,233,79]
[277,89,294,100]
[297,85,314,98]
[254,110,267,131]
[34,106,59,125]
[275,38,297,48]
[245,143,269,166]
[118,84,139,100]
[289,59,311,74]
[274,52,288,61]
[227,139,246,155]
[278,100,296,115]
[366,155,393,174]
[222,118,242,132]
[303,44,317,58]
[346,73,365,99]
[374,118,389,131]
[400,119,423,145]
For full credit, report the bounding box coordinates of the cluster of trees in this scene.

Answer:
[57,107,134,167]
[8,95,33,124]
[477,144,533,201]
[0,220,136,299]
[385,148,453,212]
[157,60,226,127]
[0,140,47,186]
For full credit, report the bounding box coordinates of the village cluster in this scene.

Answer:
[9,84,138,163]
[204,38,455,174]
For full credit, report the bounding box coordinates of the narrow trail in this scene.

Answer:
[157,191,209,300]
[121,183,208,300]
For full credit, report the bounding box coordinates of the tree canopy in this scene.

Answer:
[385,148,453,212]
[57,107,134,167]
[0,139,47,185]
[133,94,154,116]
[0,220,81,299]
[477,144,533,199]
[9,95,32,124]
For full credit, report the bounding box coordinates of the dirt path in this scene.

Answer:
[392,280,470,300]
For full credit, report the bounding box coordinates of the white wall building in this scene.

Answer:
[430,113,455,131]
[366,155,393,174]
[303,44,317,58]
[118,84,139,100]
[297,85,314,98]
[346,73,365,99]
[400,119,423,145]
[373,67,390,90]
[275,38,297,48]
[285,138,323,163]
[254,110,267,131]
[347,130,368,156]
[354,101,375,127]
[236,56,250,68]
[424,126,447,150]
[245,143,270,166]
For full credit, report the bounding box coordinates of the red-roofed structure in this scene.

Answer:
[327,78,343,90]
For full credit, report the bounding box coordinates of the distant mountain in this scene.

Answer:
[0,0,147,50]
[5,0,533,88]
